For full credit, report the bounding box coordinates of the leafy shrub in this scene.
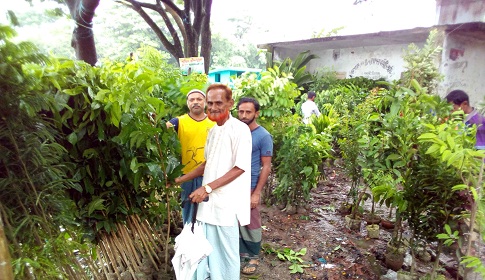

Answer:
[232,66,300,119]
[401,29,443,94]
[274,125,331,210]
[1,29,208,277]
[0,24,90,278]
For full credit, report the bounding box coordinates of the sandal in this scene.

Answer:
[240,258,249,272]
[241,261,259,275]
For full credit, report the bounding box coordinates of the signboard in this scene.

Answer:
[179,57,205,75]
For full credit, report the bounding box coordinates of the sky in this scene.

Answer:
[211,0,437,43]
[1,0,437,44]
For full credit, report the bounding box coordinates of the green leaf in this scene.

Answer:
[436,233,448,239]
[444,224,451,234]
[446,151,463,166]
[425,144,440,154]
[110,102,122,127]
[67,132,78,145]
[297,248,307,256]
[418,133,437,140]
[446,134,455,149]
[386,154,401,160]
[88,198,106,216]
[451,184,469,192]
[301,166,313,176]
[82,148,98,159]
[440,148,451,161]
[368,113,380,121]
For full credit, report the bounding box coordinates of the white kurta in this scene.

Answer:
[198,115,252,226]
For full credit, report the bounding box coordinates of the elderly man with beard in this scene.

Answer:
[237,97,273,275]
[167,89,215,224]
[174,84,252,280]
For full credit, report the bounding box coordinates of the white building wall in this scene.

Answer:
[275,43,426,82]
[436,0,485,25]
[305,44,426,81]
[439,33,485,105]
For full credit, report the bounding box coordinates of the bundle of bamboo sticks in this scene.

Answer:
[95,215,165,280]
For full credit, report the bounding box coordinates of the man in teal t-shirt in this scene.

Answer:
[237,97,273,276]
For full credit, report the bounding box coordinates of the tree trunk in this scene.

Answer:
[120,0,213,73]
[199,0,212,73]
[0,215,13,280]
[66,0,100,66]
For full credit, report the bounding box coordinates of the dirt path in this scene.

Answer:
[243,165,458,280]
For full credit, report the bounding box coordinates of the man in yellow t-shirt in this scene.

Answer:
[167,89,215,224]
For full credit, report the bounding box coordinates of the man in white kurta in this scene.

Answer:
[174,84,251,280]
[301,91,321,124]
[198,115,251,226]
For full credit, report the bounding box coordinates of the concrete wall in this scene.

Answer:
[439,32,485,105]
[272,30,484,105]
[305,44,425,81]
[436,0,485,24]
[275,43,427,81]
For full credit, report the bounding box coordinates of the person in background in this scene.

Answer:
[301,91,321,124]
[166,89,215,224]
[174,84,252,280]
[445,89,485,280]
[237,97,273,276]
[446,89,485,149]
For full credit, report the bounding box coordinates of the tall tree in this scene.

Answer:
[116,0,213,73]
[65,0,100,65]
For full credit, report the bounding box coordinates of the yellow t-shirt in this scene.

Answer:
[177,114,215,174]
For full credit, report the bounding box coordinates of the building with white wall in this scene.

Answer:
[258,0,485,105]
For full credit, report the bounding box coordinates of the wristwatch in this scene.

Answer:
[204,184,212,194]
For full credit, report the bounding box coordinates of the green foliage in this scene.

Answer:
[337,79,465,250]
[308,104,339,135]
[461,256,485,277]
[232,66,300,119]
[310,71,383,94]
[262,244,310,274]
[1,29,207,277]
[436,224,460,247]
[401,29,443,94]
[269,50,318,90]
[418,112,485,274]
[0,24,91,278]
[211,33,266,69]
[418,118,484,184]
[273,125,331,208]
[36,46,207,237]
[303,75,384,122]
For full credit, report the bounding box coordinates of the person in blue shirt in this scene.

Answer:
[237,97,274,275]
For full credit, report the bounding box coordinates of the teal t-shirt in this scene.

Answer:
[250,126,273,189]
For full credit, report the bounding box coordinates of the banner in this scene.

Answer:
[179,57,205,75]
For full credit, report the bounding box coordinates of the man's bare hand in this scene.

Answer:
[166,177,182,188]
[250,192,260,209]
[189,186,208,203]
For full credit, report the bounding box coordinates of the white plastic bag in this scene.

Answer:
[171,221,213,280]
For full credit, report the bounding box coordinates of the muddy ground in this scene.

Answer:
[241,164,463,280]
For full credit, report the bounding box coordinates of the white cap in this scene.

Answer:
[187,89,206,99]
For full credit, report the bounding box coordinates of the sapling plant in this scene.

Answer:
[262,244,310,274]
[418,115,485,279]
